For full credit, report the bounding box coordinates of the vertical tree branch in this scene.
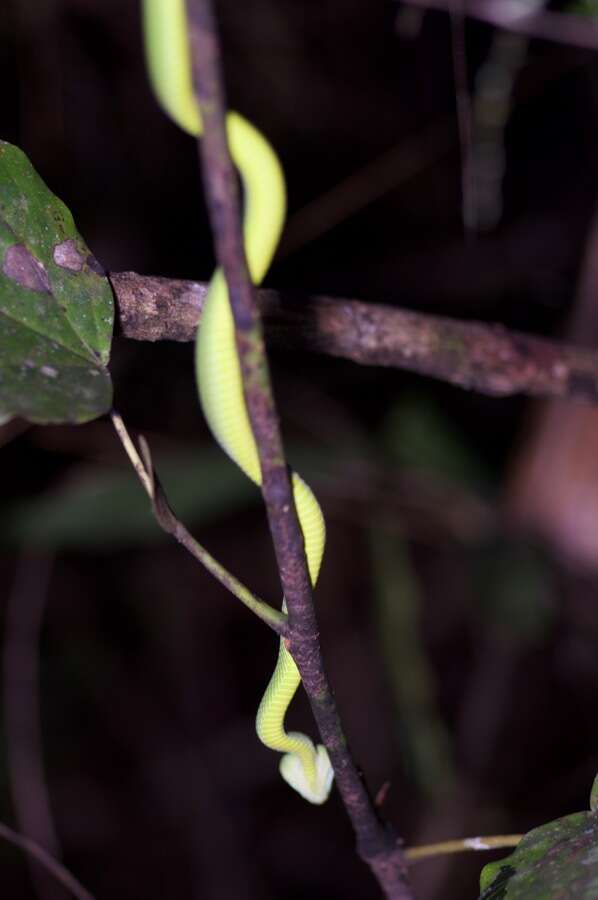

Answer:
[184,1,413,896]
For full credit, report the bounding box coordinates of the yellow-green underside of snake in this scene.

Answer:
[142,0,334,804]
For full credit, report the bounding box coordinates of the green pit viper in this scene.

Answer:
[142,0,334,805]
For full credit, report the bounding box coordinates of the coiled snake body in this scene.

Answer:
[142,0,333,804]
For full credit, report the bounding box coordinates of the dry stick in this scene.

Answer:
[402,0,598,51]
[111,271,598,407]
[406,833,523,863]
[184,0,413,896]
[0,822,95,900]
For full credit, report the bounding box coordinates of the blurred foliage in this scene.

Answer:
[370,529,456,798]
[368,395,474,798]
[1,447,256,548]
[382,393,492,494]
[475,542,556,647]
[570,1,598,14]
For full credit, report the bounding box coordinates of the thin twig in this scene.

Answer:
[406,833,523,862]
[110,410,153,495]
[0,821,95,900]
[278,117,455,257]
[402,0,598,51]
[258,40,585,256]
[449,5,475,235]
[110,411,287,634]
[111,271,598,407]
[4,554,60,900]
[467,17,537,231]
[184,0,413,896]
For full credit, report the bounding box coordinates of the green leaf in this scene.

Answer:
[569,0,598,15]
[0,141,113,424]
[480,776,598,898]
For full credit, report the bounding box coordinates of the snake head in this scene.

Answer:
[279,744,334,804]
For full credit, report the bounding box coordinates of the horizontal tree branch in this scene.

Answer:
[401,0,598,51]
[110,270,598,405]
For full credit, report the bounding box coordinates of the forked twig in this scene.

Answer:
[110,411,287,634]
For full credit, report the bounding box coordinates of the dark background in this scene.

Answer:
[2,1,598,898]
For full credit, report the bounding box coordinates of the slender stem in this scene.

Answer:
[449,4,475,234]
[184,1,413,896]
[111,271,598,407]
[0,821,95,900]
[406,833,523,863]
[169,516,288,633]
[4,554,60,900]
[110,410,152,495]
[110,411,287,635]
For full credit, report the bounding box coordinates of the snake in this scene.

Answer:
[142,0,334,804]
